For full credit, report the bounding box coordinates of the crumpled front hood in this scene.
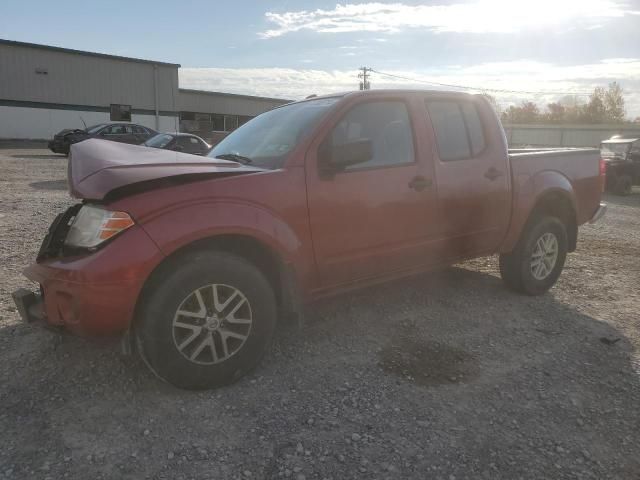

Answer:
[68,139,265,200]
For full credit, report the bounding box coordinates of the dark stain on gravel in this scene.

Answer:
[379,337,478,386]
[29,179,68,190]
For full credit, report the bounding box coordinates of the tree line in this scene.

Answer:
[487,82,627,125]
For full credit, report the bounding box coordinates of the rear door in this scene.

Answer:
[305,97,439,288]
[99,124,133,143]
[121,125,138,144]
[425,97,511,257]
[132,125,150,144]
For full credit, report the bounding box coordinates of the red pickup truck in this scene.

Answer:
[13,90,606,389]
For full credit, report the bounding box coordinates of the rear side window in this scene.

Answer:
[426,101,486,161]
[330,101,414,170]
[102,125,126,134]
[461,103,485,155]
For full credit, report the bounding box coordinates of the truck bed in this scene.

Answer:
[507,147,601,227]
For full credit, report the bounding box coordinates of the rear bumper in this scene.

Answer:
[14,225,164,337]
[589,202,607,224]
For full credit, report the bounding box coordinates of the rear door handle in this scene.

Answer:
[484,167,504,181]
[408,176,432,192]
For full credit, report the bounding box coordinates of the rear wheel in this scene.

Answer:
[613,174,632,196]
[499,216,568,296]
[135,251,277,390]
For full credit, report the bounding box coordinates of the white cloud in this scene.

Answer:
[260,1,639,38]
[179,58,640,117]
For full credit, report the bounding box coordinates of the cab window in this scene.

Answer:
[330,101,414,170]
[427,101,486,161]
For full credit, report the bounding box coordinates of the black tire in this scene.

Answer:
[135,250,277,390]
[613,174,632,196]
[499,216,568,296]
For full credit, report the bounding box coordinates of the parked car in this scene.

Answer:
[144,132,211,155]
[48,123,157,155]
[600,136,640,195]
[14,90,606,390]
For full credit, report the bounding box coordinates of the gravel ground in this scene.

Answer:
[1,148,639,480]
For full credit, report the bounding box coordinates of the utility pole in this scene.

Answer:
[358,67,371,90]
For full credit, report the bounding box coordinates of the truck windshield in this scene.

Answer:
[208,98,339,169]
[601,142,631,156]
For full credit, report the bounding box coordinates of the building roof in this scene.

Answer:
[179,88,291,104]
[0,39,180,67]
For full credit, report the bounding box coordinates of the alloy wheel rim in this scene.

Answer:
[172,284,253,365]
[530,232,559,281]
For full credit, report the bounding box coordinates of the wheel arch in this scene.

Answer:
[131,233,302,336]
[526,189,578,252]
[501,171,578,254]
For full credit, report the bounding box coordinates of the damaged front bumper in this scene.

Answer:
[11,288,63,333]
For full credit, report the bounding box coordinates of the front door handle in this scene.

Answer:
[408,176,432,192]
[484,167,504,181]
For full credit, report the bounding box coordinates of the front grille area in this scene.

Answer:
[36,204,82,262]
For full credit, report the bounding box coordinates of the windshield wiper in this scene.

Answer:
[214,153,252,165]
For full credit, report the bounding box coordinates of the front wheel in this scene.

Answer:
[135,251,277,390]
[499,216,568,296]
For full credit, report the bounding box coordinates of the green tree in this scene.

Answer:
[501,101,541,124]
[583,87,606,123]
[545,102,565,123]
[604,81,625,123]
[556,95,585,123]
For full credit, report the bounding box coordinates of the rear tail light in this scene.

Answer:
[599,157,606,193]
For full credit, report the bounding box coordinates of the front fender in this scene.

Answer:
[139,199,305,265]
[500,170,577,253]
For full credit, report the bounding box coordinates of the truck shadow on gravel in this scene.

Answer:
[297,265,638,391]
[1,265,640,479]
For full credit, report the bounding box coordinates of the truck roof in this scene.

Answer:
[289,89,481,109]
[309,89,479,99]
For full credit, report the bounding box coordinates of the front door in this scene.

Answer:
[306,99,438,288]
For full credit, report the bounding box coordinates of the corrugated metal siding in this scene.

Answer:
[0,43,178,111]
[504,124,640,147]
[178,90,289,116]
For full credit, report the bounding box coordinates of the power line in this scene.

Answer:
[369,68,596,97]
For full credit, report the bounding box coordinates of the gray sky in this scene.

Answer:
[4,0,640,116]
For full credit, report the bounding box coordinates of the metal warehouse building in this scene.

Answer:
[0,39,289,141]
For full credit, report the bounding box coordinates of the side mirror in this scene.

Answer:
[319,139,373,175]
[173,145,184,152]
